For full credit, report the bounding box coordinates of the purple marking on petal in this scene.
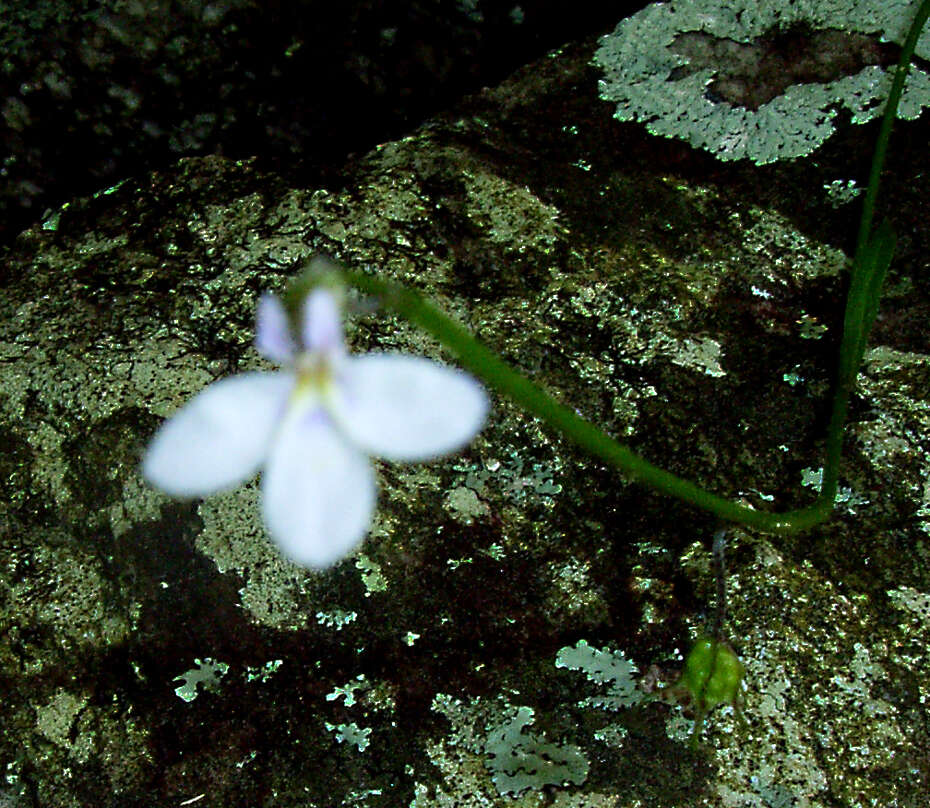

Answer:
[302,288,345,355]
[255,294,297,364]
[301,406,331,428]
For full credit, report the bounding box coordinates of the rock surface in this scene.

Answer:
[0,0,629,247]
[1,26,929,808]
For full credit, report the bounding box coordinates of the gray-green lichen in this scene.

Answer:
[326,721,373,752]
[485,707,589,796]
[595,0,930,163]
[173,657,230,702]
[1,28,929,806]
[555,641,643,711]
[425,694,590,800]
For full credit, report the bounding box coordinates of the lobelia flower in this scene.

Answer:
[143,284,488,568]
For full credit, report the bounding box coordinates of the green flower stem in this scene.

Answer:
[296,1,929,536]
[820,0,929,504]
[338,267,821,534]
[855,0,930,259]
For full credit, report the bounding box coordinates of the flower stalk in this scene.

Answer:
[327,0,930,536]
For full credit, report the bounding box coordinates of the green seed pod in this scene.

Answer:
[681,636,745,711]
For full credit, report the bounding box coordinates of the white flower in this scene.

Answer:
[143,286,488,568]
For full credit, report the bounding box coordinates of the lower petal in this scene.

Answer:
[261,408,376,568]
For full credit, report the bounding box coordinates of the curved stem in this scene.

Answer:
[340,268,826,535]
[299,0,930,537]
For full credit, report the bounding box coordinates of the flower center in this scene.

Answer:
[292,350,339,406]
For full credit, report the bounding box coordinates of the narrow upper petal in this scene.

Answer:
[143,372,294,497]
[302,287,345,358]
[261,405,376,568]
[255,294,297,364]
[335,353,488,461]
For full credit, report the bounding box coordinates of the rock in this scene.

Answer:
[1,23,929,808]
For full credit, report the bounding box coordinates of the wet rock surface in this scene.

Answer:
[1,24,929,808]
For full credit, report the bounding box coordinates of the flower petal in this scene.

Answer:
[302,287,345,357]
[143,372,294,497]
[255,294,297,364]
[335,354,488,461]
[261,406,376,568]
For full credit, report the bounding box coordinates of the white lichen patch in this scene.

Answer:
[197,483,312,630]
[325,721,371,752]
[667,335,726,377]
[444,485,491,524]
[485,706,589,796]
[428,694,589,799]
[457,450,563,505]
[356,553,389,595]
[595,0,930,163]
[327,675,368,708]
[173,657,229,702]
[315,609,359,630]
[555,640,643,711]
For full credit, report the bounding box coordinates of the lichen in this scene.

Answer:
[355,553,389,595]
[428,694,590,799]
[173,657,229,702]
[326,721,372,752]
[556,641,643,712]
[455,450,563,504]
[485,706,589,796]
[595,0,930,163]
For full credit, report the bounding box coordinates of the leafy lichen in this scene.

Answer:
[427,694,590,799]
[172,657,229,702]
[485,706,589,796]
[555,640,643,711]
[595,0,930,163]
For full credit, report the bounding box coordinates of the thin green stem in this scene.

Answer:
[854,0,930,258]
[821,0,928,501]
[340,269,819,535]
[298,1,930,536]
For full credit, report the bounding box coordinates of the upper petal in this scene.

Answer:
[261,406,376,568]
[334,353,488,461]
[302,287,345,358]
[255,294,297,364]
[143,372,294,497]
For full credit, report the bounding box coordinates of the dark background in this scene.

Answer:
[0,0,647,247]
